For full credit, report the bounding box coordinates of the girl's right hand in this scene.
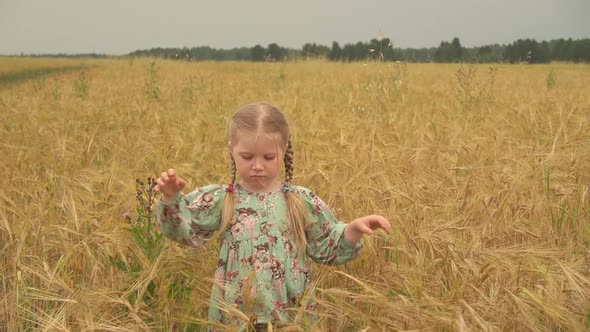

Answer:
[155,168,187,201]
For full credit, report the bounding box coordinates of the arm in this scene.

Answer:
[300,190,364,265]
[155,169,225,248]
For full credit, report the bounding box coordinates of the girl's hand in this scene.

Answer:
[344,215,391,245]
[155,168,187,202]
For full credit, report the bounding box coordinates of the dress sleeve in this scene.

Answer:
[155,184,226,248]
[297,187,363,265]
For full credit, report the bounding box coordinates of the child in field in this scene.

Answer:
[155,102,391,330]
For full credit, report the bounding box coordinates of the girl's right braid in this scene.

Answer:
[284,139,294,185]
[221,153,237,234]
[230,155,237,184]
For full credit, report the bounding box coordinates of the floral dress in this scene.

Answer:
[156,183,363,328]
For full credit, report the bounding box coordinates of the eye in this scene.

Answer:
[240,154,253,160]
[264,155,276,160]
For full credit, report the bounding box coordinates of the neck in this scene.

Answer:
[238,179,282,193]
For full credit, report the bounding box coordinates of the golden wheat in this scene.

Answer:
[0,58,588,331]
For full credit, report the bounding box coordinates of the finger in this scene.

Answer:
[161,171,169,183]
[368,215,390,231]
[157,177,166,188]
[377,217,392,232]
[168,168,176,177]
[173,178,186,190]
[359,224,374,235]
[154,184,161,192]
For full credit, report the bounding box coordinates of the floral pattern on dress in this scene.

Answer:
[156,183,363,330]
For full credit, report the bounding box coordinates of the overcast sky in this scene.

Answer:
[1,0,588,55]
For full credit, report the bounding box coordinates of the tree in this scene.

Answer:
[380,38,395,61]
[434,37,465,62]
[267,43,286,61]
[451,37,464,61]
[353,41,367,61]
[367,38,395,61]
[329,41,342,61]
[434,41,451,62]
[503,39,550,63]
[572,39,590,62]
[251,45,266,62]
[301,43,330,59]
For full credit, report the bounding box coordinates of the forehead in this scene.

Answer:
[232,132,283,152]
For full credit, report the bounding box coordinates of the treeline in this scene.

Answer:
[434,38,590,63]
[11,38,589,63]
[128,37,590,63]
[13,53,109,59]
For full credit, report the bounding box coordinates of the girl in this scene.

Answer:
[155,102,391,330]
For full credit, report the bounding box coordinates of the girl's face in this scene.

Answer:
[230,132,285,193]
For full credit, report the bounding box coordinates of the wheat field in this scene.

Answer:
[0,57,589,331]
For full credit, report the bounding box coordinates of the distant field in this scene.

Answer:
[0,57,588,331]
[0,57,89,74]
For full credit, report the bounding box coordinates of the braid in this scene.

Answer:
[230,154,237,184]
[283,137,307,256]
[284,138,294,184]
[218,154,237,239]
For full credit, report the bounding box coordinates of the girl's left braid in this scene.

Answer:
[284,138,294,184]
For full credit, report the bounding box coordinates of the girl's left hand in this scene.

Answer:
[344,215,391,245]
[350,215,391,235]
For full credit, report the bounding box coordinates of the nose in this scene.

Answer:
[252,158,263,171]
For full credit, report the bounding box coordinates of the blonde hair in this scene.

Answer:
[219,102,308,254]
